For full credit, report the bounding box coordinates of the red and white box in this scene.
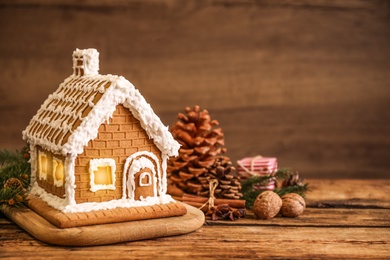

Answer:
[237,156,278,190]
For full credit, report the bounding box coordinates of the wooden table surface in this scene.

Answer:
[1,179,389,259]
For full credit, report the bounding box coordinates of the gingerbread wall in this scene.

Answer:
[74,105,162,204]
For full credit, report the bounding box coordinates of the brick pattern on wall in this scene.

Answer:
[74,105,163,204]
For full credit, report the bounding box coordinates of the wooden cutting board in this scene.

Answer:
[1,202,205,246]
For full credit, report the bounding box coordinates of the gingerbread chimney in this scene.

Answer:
[72,48,99,77]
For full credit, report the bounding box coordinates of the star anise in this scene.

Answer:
[205,204,245,221]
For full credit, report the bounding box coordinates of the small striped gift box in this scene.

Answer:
[237,156,278,190]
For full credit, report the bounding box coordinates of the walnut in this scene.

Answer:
[280,193,306,217]
[252,191,282,219]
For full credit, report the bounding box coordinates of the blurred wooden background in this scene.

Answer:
[0,0,389,179]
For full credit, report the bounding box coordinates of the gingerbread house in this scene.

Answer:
[23,48,181,214]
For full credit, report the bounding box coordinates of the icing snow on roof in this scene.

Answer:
[23,49,179,157]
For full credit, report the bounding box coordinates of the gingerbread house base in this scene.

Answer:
[26,194,187,228]
[1,201,204,246]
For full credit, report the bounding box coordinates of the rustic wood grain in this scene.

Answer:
[305,178,390,208]
[0,225,389,259]
[207,208,390,227]
[1,179,390,259]
[0,1,389,180]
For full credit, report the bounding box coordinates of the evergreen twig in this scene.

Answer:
[275,183,309,198]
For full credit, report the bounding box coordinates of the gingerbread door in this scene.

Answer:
[133,168,155,200]
[123,152,159,200]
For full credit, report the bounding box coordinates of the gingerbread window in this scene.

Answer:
[38,150,48,181]
[139,171,152,187]
[89,158,116,192]
[52,157,64,187]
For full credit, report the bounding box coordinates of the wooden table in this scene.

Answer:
[1,179,389,259]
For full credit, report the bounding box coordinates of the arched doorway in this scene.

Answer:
[122,152,160,200]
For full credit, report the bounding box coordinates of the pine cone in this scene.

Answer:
[282,171,304,187]
[4,178,23,190]
[168,106,242,199]
[197,156,242,199]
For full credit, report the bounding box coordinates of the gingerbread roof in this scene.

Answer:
[23,49,180,157]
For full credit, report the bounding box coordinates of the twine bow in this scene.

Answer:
[236,155,263,176]
[199,179,219,211]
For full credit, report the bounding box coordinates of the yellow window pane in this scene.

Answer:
[94,166,112,185]
[54,161,64,181]
[40,156,47,173]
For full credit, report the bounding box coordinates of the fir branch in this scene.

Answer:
[0,146,31,207]
[275,183,309,198]
[0,163,29,186]
[242,190,260,210]
[0,149,23,165]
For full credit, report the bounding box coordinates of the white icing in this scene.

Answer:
[160,154,169,195]
[139,172,152,187]
[30,182,67,211]
[30,180,175,213]
[89,158,116,192]
[73,48,99,76]
[64,155,76,206]
[28,144,37,188]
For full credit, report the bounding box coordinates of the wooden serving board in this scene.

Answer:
[1,202,204,246]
